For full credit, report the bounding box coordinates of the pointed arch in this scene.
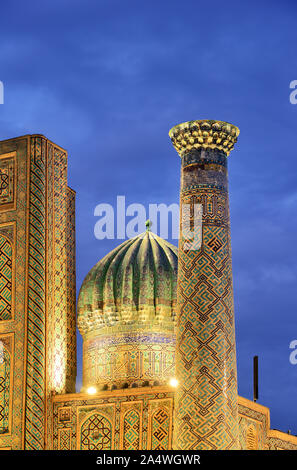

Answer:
[123,408,141,450]
[150,408,170,450]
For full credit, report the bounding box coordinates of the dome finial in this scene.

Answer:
[145,219,152,231]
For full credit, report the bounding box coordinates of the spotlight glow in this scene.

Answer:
[169,377,179,388]
[87,386,97,395]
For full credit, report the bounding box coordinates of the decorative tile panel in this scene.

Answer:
[120,401,143,450]
[58,428,72,450]
[0,334,13,435]
[0,153,16,212]
[0,224,14,322]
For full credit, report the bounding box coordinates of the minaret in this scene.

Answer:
[169,120,240,450]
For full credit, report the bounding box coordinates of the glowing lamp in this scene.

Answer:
[87,386,97,395]
[169,377,179,388]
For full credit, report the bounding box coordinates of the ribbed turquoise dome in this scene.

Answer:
[77,230,178,336]
[77,230,178,390]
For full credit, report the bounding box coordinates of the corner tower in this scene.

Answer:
[0,135,76,450]
[169,120,239,449]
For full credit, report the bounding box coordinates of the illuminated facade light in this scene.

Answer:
[87,386,97,395]
[169,377,179,388]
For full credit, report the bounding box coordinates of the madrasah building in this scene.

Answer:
[0,120,296,451]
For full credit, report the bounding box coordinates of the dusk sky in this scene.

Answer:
[1,0,297,433]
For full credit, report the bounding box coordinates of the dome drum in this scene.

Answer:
[82,331,176,391]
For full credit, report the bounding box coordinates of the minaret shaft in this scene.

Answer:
[170,120,239,450]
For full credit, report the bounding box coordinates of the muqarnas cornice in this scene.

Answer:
[169,119,240,157]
